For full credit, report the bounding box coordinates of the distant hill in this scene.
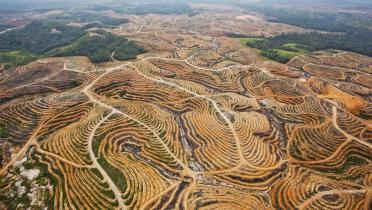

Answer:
[246,0,372,7]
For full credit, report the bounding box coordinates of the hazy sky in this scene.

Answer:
[0,0,371,10]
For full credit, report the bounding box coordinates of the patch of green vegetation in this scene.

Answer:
[281,43,310,53]
[237,37,266,58]
[97,156,127,192]
[67,80,81,88]
[274,49,302,60]
[0,145,3,160]
[317,154,370,182]
[89,168,117,201]
[0,123,8,138]
[360,112,372,121]
[236,36,310,63]
[0,50,40,69]
[239,37,264,45]
[335,155,368,174]
[0,174,33,209]
[23,153,59,187]
[124,192,134,205]
[50,30,145,63]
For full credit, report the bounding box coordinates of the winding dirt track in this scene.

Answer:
[86,110,127,210]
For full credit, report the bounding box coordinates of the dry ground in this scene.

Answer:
[0,7,371,210]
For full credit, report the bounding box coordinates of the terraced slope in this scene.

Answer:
[0,10,371,210]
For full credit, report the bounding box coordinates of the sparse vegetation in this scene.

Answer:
[0,124,7,138]
[67,80,81,88]
[115,3,197,16]
[49,11,129,27]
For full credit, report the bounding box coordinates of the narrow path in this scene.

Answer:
[139,181,181,210]
[138,24,144,33]
[0,132,38,176]
[120,24,145,35]
[332,106,371,149]
[87,110,127,210]
[0,26,22,35]
[36,146,93,168]
[111,51,119,62]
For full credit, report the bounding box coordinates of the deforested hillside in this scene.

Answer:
[0,2,371,210]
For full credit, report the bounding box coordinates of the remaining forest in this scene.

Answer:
[235,2,372,63]
[0,14,144,69]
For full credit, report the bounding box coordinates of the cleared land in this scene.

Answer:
[0,5,371,210]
